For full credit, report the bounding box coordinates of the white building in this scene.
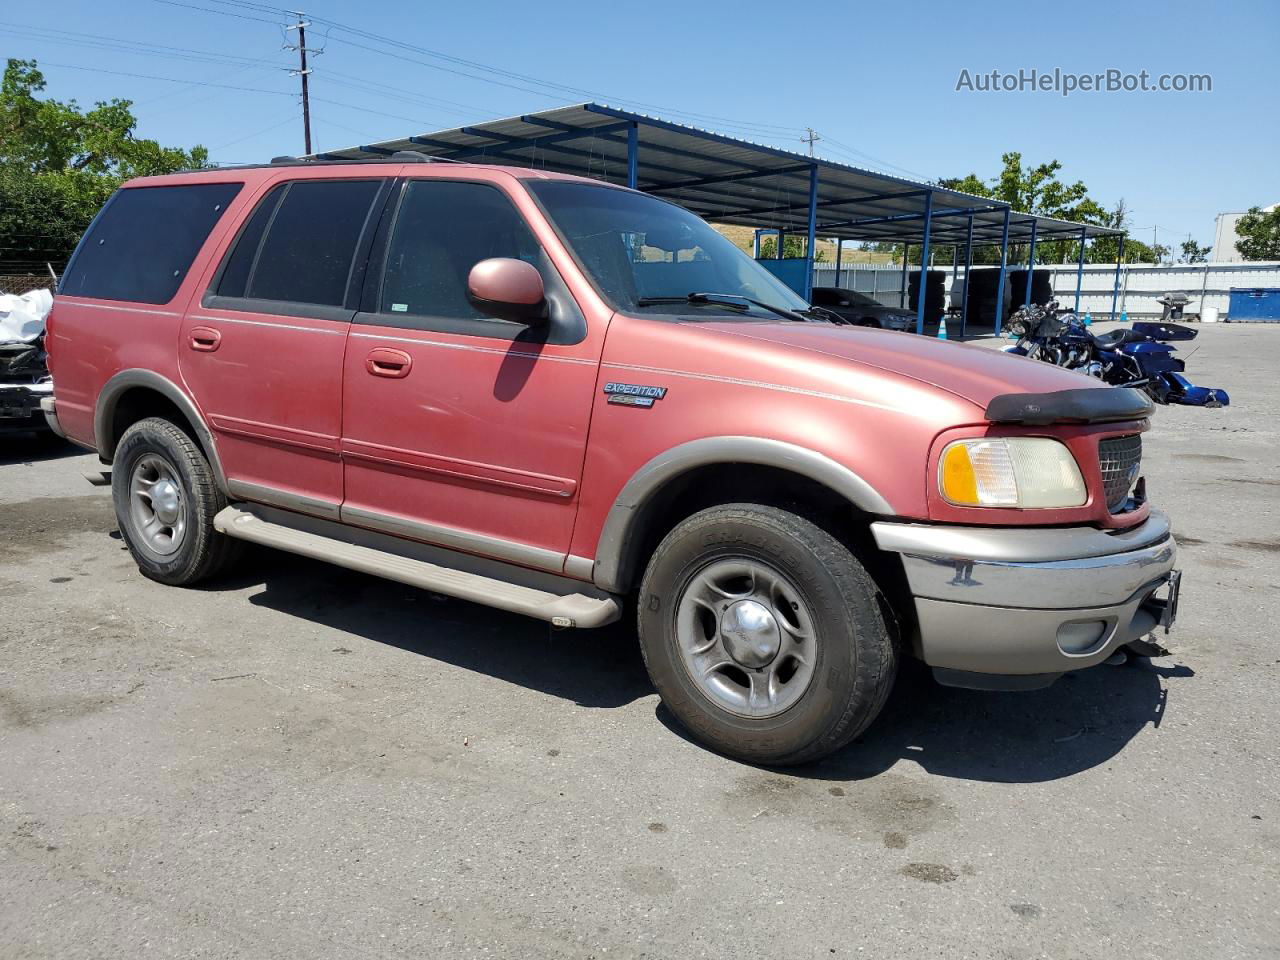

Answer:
[1212,202,1278,262]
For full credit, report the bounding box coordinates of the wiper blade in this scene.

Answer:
[634,292,809,322]
[689,292,809,322]
[634,295,748,311]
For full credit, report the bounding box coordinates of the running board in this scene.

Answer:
[213,503,620,628]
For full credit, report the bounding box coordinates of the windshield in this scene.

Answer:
[526,180,812,319]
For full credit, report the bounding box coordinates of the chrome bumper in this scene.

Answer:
[871,511,1178,683]
[39,394,66,438]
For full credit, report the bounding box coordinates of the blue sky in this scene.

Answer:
[6,0,1277,247]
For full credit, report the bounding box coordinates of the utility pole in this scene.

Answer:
[801,127,821,156]
[1152,225,1158,264]
[286,13,313,155]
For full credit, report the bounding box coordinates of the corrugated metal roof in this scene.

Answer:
[313,103,1121,247]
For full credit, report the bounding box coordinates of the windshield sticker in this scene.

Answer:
[604,382,667,408]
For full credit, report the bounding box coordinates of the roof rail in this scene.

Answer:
[389,150,438,163]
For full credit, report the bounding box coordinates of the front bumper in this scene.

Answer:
[871,511,1178,688]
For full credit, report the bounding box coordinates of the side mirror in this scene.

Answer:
[468,258,547,325]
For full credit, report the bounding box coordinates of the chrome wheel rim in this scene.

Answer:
[129,454,186,556]
[675,558,817,719]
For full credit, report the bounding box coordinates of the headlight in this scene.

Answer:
[939,437,1086,508]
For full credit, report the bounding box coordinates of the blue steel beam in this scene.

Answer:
[1110,235,1126,320]
[708,188,930,222]
[900,244,910,309]
[1023,219,1038,307]
[805,164,819,301]
[521,115,783,175]
[626,122,638,189]
[961,214,974,337]
[834,238,843,287]
[644,163,814,194]
[819,205,1006,231]
[994,208,1012,335]
[582,103,969,197]
[1074,226,1087,312]
[915,190,934,335]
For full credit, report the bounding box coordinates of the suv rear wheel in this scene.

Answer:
[637,503,896,765]
[111,417,241,585]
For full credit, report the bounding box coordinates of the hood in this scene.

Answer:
[696,320,1104,409]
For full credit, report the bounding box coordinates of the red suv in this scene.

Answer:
[44,157,1179,764]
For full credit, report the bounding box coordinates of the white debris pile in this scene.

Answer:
[0,289,54,344]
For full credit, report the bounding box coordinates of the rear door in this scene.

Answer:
[338,175,599,572]
[181,175,390,518]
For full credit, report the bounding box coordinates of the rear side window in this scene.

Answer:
[216,179,382,307]
[61,182,242,304]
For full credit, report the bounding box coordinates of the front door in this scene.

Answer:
[180,175,389,517]
[339,176,598,572]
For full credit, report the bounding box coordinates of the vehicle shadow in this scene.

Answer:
[235,551,652,710]
[658,655,1195,784]
[0,432,80,466]
[227,548,1193,782]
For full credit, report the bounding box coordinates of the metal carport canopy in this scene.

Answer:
[313,102,1118,247]
[313,103,1126,333]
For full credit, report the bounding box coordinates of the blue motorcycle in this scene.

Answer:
[1004,301,1229,408]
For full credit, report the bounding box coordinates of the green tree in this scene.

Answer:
[939,152,1109,266]
[0,58,208,271]
[1178,239,1210,264]
[759,236,826,260]
[1234,206,1280,261]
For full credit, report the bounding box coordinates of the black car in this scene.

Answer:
[0,339,53,434]
[811,286,915,331]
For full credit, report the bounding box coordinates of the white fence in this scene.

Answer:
[811,261,1280,318]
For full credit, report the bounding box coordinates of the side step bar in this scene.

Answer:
[214,503,620,629]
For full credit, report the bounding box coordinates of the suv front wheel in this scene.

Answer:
[637,503,897,765]
[111,417,241,586]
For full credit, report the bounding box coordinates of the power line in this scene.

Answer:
[151,0,807,140]
[284,13,314,154]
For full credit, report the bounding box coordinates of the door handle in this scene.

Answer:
[189,326,221,352]
[366,348,412,379]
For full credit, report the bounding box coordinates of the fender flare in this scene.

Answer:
[591,436,894,593]
[95,369,229,492]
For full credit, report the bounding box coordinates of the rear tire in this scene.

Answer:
[111,417,241,586]
[637,503,897,765]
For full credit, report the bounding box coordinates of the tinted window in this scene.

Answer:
[811,289,838,306]
[61,182,242,304]
[243,179,381,307]
[215,185,284,298]
[527,180,810,319]
[380,180,543,321]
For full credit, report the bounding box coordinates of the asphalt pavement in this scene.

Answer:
[2,323,1277,959]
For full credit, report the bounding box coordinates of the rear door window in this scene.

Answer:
[213,179,384,310]
[60,182,243,305]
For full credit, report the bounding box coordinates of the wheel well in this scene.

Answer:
[615,462,917,652]
[104,387,203,461]
[618,463,879,587]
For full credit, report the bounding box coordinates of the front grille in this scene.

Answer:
[1099,434,1143,512]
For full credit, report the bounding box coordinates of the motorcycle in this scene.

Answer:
[1003,300,1229,407]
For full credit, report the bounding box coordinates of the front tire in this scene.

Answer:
[637,504,897,765]
[111,417,241,586]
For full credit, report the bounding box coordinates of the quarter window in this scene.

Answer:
[61,182,242,304]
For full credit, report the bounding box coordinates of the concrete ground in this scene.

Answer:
[2,324,1277,959]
